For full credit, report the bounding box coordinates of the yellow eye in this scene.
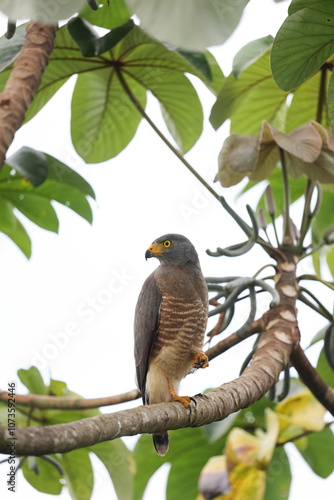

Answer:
[163,240,172,248]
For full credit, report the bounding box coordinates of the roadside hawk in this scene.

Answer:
[134,234,209,456]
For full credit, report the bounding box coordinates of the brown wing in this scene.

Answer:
[134,271,162,404]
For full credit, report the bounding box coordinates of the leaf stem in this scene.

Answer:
[279,147,292,243]
[115,66,221,202]
[316,65,327,124]
[116,68,285,260]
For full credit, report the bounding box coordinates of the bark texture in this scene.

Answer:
[1,244,333,456]
[0,22,57,167]
[0,330,293,456]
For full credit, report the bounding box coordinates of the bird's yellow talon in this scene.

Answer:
[193,352,209,369]
[171,394,192,408]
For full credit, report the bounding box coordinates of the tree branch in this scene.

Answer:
[0,389,140,410]
[0,320,262,411]
[290,343,334,416]
[0,323,294,456]
[0,22,57,167]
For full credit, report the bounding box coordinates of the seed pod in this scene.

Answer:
[264,185,276,218]
[257,207,267,230]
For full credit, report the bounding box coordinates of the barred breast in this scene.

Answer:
[150,265,208,380]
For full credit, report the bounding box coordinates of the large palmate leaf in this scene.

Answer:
[211,35,332,136]
[70,24,214,161]
[210,48,288,135]
[0,147,94,258]
[0,22,222,163]
[271,1,334,91]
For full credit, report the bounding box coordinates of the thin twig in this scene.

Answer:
[0,389,140,410]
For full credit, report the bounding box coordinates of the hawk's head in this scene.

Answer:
[145,233,200,266]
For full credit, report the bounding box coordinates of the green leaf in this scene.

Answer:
[61,449,94,500]
[0,24,26,72]
[71,67,146,162]
[49,378,70,397]
[233,36,274,78]
[327,69,334,136]
[46,154,95,199]
[313,190,334,236]
[18,366,48,395]
[152,71,203,153]
[0,149,94,257]
[80,0,131,29]
[89,440,134,500]
[71,26,207,161]
[177,49,212,82]
[68,17,134,57]
[294,427,334,478]
[316,348,334,387]
[286,71,329,132]
[289,0,325,16]
[0,191,59,232]
[134,427,226,500]
[210,50,288,134]
[201,51,226,94]
[326,244,334,278]
[0,198,31,257]
[6,147,48,187]
[22,456,63,495]
[174,50,224,95]
[3,25,208,161]
[264,446,291,500]
[23,25,103,123]
[271,1,334,91]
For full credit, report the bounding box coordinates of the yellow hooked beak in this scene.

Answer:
[145,243,165,260]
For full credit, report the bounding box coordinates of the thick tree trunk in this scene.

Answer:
[0,22,57,167]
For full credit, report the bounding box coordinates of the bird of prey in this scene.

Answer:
[134,234,209,456]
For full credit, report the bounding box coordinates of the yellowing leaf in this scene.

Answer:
[225,410,279,471]
[198,455,231,499]
[254,409,280,465]
[224,464,265,500]
[271,123,323,162]
[216,134,259,187]
[216,120,334,187]
[276,389,326,435]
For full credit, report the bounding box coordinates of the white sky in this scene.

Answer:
[1,0,334,499]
